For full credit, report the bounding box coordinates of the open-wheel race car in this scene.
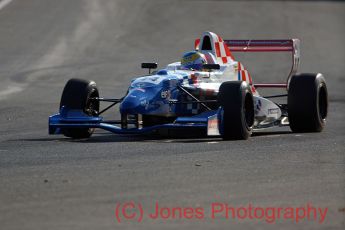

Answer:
[49,32,328,140]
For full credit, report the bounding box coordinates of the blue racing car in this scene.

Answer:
[49,32,328,140]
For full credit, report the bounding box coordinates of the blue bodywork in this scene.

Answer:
[49,69,223,136]
[120,69,187,116]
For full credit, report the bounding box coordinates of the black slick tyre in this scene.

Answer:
[217,81,254,140]
[60,78,100,138]
[288,73,328,132]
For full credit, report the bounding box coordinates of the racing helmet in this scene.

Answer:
[181,51,207,70]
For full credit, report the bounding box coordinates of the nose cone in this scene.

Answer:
[120,89,148,114]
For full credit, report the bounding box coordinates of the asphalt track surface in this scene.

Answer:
[0,0,344,229]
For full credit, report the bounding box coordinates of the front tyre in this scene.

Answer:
[217,81,254,140]
[288,73,328,132]
[60,78,100,138]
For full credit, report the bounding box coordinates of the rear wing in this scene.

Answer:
[224,39,300,88]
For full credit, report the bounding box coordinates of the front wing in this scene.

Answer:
[49,107,221,136]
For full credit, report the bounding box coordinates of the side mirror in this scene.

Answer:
[141,63,158,74]
[203,64,220,71]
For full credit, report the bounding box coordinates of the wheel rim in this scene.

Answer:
[318,84,327,120]
[244,93,254,128]
[85,90,99,116]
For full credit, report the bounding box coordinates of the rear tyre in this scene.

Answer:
[60,78,100,138]
[288,73,328,132]
[217,81,254,140]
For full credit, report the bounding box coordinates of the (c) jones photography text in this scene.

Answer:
[115,201,328,224]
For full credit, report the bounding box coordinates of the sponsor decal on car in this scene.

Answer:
[160,90,170,99]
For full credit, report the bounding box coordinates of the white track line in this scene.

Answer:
[0,0,17,100]
[0,85,23,100]
[0,0,13,11]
